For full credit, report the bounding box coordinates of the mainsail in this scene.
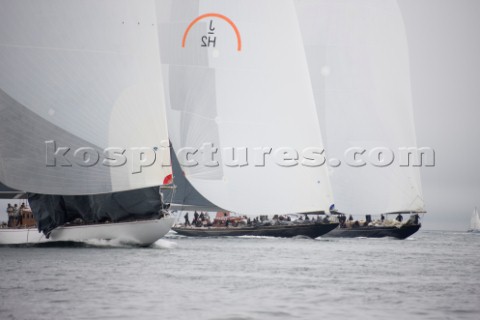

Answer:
[0,0,171,195]
[0,1,172,234]
[295,0,425,215]
[157,0,334,215]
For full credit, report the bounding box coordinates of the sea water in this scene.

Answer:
[1,231,479,320]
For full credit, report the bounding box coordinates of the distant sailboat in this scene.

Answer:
[157,0,338,238]
[0,0,174,246]
[295,0,425,239]
[468,207,480,233]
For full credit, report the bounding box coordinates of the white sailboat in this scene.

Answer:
[1,213,174,246]
[294,0,425,238]
[0,0,174,246]
[1,201,174,246]
[468,207,480,233]
[156,0,338,237]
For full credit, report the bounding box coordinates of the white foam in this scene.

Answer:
[153,239,177,249]
[83,238,137,248]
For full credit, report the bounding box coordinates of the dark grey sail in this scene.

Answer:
[162,150,221,212]
[28,187,164,235]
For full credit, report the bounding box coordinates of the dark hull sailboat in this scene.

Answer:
[298,1,428,234]
[324,224,421,240]
[172,222,339,238]
[165,153,339,239]
[323,212,423,240]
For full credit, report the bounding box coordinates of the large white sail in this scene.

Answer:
[0,0,171,194]
[157,0,334,215]
[295,0,424,214]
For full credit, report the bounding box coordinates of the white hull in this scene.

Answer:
[0,217,175,246]
[0,228,48,245]
[50,217,175,246]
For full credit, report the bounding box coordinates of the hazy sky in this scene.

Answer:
[398,0,480,230]
[1,1,479,231]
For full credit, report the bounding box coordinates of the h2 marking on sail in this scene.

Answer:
[182,13,242,51]
[201,20,217,48]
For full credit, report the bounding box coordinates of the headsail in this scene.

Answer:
[0,0,171,195]
[295,0,425,215]
[161,149,221,212]
[157,0,334,215]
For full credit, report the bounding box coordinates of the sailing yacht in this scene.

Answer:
[157,0,338,238]
[162,149,338,238]
[163,150,339,238]
[0,1,174,246]
[468,207,480,233]
[295,0,425,239]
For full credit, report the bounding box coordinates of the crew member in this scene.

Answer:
[6,203,14,227]
[12,204,19,226]
[193,211,199,225]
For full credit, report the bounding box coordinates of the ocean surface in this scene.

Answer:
[1,230,479,320]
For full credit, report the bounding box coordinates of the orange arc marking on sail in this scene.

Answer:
[182,13,242,51]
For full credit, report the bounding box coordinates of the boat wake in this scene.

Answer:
[152,239,177,249]
[82,238,139,248]
[291,235,315,240]
[26,239,153,248]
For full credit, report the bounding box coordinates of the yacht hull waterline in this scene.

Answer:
[0,227,48,244]
[0,217,175,246]
[324,224,421,240]
[172,222,339,238]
